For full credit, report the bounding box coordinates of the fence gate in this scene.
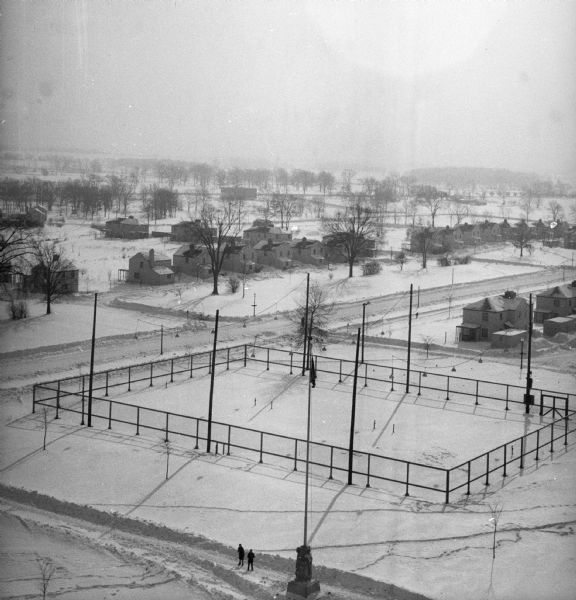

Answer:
[539,393,569,419]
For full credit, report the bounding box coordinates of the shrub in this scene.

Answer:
[454,255,471,265]
[227,277,240,293]
[437,256,451,267]
[362,260,382,276]
[10,299,28,320]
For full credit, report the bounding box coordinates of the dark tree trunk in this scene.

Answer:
[212,270,219,295]
[348,259,354,278]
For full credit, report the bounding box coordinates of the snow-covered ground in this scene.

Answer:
[1,213,575,600]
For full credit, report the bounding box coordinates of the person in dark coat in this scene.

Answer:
[247,548,255,571]
[237,544,245,567]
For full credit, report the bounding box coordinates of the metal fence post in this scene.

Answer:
[539,391,544,416]
[32,385,36,413]
[366,454,371,488]
[503,446,507,477]
[466,460,471,494]
[445,470,450,504]
[505,385,509,411]
[170,358,174,383]
[55,381,60,420]
[259,432,264,463]
[475,380,479,406]
[136,406,140,436]
[128,366,131,391]
[329,447,334,479]
[339,360,342,383]
[149,363,153,386]
[105,371,109,397]
[520,436,525,469]
[165,413,169,442]
[550,422,554,453]
[446,376,450,401]
[390,367,394,391]
[190,355,194,378]
[108,402,112,429]
[227,425,231,455]
[227,348,230,370]
[266,348,270,370]
[194,419,199,449]
[81,376,86,425]
[418,372,422,396]
[565,397,569,446]
[293,439,298,471]
[290,352,293,375]
[485,453,490,486]
[405,463,410,496]
[244,344,247,367]
[364,364,368,387]
[535,430,540,461]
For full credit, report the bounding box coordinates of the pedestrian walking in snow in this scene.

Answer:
[237,544,245,567]
[247,549,254,571]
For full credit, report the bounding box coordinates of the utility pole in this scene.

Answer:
[206,309,219,452]
[520,338,524,372]
[87,293,98,427]
[301,273,310,375]
[361,302,370,363]
[524,294,533,414]
[252,293,257,316]
[406,284,413,393]
[347,328,361,485]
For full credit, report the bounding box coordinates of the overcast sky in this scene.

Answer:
[1,0,575,179]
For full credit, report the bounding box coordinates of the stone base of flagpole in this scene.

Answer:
[286,545,320,599]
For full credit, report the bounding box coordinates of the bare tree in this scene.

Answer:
[512,221,533,257]
[412,227,435,269]
[324,196,376,277]
[340,169,355,195]
[317,171,335,196]
[547,199,564,223]
[395,251,407,271]
[193,202,244,295]
[38,558,56,600]
[0,224,33,280]
[450,201,470,226]
[28,237,76,314]
[292,281,333,349]
[271,193,298,230]
[414,185,445,227]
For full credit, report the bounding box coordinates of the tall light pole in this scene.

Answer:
[520,338,524,372]
[87,293,98,427]
[406,284,413,393]
[524,294,534,414]
[206,309,219,452]
[361,301,370,364]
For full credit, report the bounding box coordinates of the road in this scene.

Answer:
[0,265,571,389]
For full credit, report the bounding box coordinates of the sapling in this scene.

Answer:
[488,503,504,559]
[38,558,56,600]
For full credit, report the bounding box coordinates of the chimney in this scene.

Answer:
[503,290,516,299]
[149,249,155,265]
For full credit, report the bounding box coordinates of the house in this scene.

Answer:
[323,233,377,263]
[172,244,211,278]
[491,329,526,349]
[171,220,215,243]
[105,216,149,239]
[453,223,479,247]
[534,281,576,323]
[289,238,324,266]
[477,220,501,243]
[220,187,257,202]
[564,226,576,249]
[409,227,454,254]
[26,262,79,294]
[243,220,292,247]
[458,291,529,342]
[543,315,576,337]
[498,219,514,241]
[252,239,293,269]
[127,249,174,285]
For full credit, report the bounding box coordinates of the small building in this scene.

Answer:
[26,262,79,294]
[252,239,293,269]
[127,249,174,285]
[289,238,324,266]
[491,328,527,349]
[171,220,215,243]
[220,187,257,202]
[105,216,149,239]
[534,281,576,323]
[323,233,376,263]
[458,291,529,342]
[564,227,576,249]
[543,315,576,337]
[243,220,292,247]
[172,244,211,278]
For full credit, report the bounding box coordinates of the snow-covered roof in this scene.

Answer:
[464,294,526,311]
[153,266,174,275]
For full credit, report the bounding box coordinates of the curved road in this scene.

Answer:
[0,265,572,388]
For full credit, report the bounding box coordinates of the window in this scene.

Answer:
[140,261,144,268]
[134,272,140,279]
[554,299,560,307]
[499,313,503,320]
[482,312,488,321]
[481,328,488,338]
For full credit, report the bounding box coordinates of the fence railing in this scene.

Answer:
[31,343,576,502]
